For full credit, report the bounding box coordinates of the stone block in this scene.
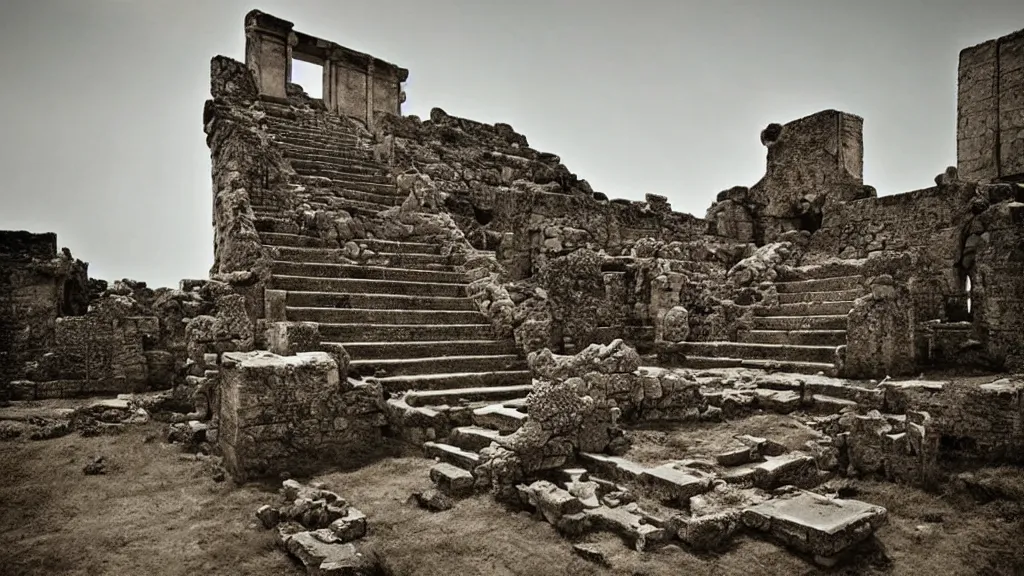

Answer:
[218,351,383,482]
[266,321,321,356]
[429,462,474,496]
[585,506,668,551]
[523,480,584,525]
[742,491,887,560]
[328,508,367,543]
[640,465,712,504]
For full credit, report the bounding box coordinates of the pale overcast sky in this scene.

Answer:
[1,0,1022,287]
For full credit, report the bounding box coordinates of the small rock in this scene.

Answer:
[256,505,282,529]
[83,456,106,475]
[409,489,453,512]
[572,543,610,567]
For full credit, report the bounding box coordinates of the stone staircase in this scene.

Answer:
[252,101,533,398]
[669,270,867,376]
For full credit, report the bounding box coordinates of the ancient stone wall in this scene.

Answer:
[807,179,977,322]
[963,187,1024,370]
[957,28,1024,182]
[1,231,88,388]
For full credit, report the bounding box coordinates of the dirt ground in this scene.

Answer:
[622,413,824,465]
[2,420,1024,576]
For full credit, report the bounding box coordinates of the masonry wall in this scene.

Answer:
[0,232,63,386]
[957,28,1024,182]
[807,182,976,322]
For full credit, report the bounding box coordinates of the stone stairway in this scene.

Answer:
[668,270,866,376]
[251,100,533,399]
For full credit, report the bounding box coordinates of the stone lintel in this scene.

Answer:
[293,31,409,82]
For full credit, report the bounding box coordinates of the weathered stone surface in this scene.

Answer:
[429,462,474,496]
[742,491,887,558]
[844,275,915,379]
[218,351,385,482]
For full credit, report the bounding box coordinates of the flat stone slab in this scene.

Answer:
[742,491,888,558]
[423,441,480,471]
[429,462,474,496]
[585,506,668,551]
[641,465,712,503]
[471,404,527,434]
[448,426,500,451]
[282,530,377,575]
[578,453,646,482]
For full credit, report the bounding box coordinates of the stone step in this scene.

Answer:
[274,137,377,163]
[254,217,300,235]
[777,289,863,305]
[448,426,502,451]
[318,322,496,342]
[361,239,442,255]
[291,167,398,194]
[270,130,360,150]
[273,132,371,153]
[680,356,837,376]
[774,276,864,294]
[671,341,839,364]
[286,291,475,311]
[270,275,466,298]
[263,121,361,142]
[270,261,466,283]
[472,403,529,434]
[291,180,402,206]
[752,315,848,331]
[350,354,526,378]
[740,330,847,346]
[341,340,519,360]
[259,232,327,248]
[422,441,481,471]
[286,306,487,325]
[255,200,379,220]
[404,385,533,408]
[279,147,385,174]
[756,301,856,317]
[370,370,533,394]
[273,246,450,267]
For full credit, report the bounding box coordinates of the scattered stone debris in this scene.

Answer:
[256,479,376,575]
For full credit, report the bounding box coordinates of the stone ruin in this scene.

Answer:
[2,9,1024,573]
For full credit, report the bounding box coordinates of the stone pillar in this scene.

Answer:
[843,275,916,379]
[957,29,1024,182]
[244,10,295,101]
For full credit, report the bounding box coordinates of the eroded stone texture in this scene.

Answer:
[742,491,887,561]
[218,351,385,482]
[843,275,916,378]
[957,28,1024,182]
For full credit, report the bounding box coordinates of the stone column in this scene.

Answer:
[244,10,295,101]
